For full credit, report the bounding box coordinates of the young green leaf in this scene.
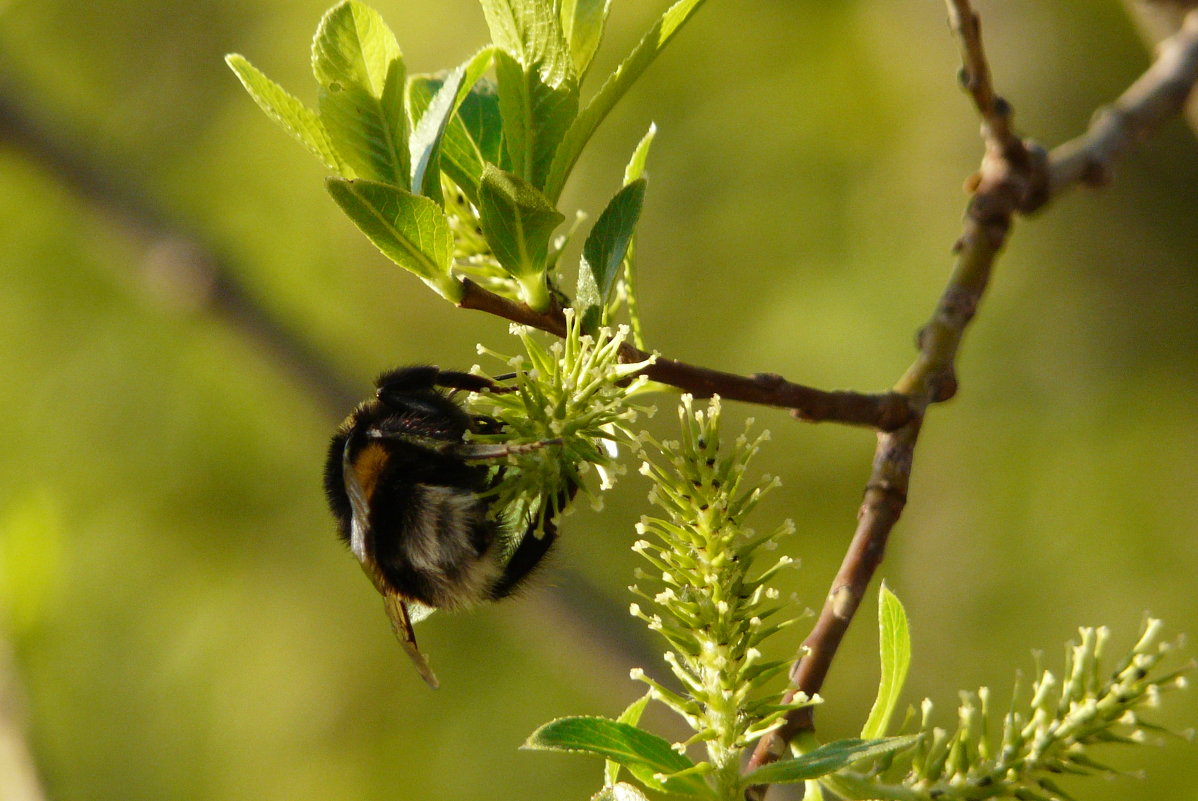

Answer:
[408,72,460,203]
[312,0,409,186]
[494,49,578,189]
[479,0,575,83]
[620,124,656,348]
[577,178,646,332]
[477,163,564,310]
[311,0,400,90]
[544,0,708,202]
[624,122,657,184]
[454,80,511,173]
[325,178,461,301]
[409,47,496,201]
[861,582,912,740]
[479,0,578,186]
[225,54,348,174]
[559,0,612,80]
[740,736,921,787]
[606,693,653,787]
[524,717,713,798]
[411,76,508,206]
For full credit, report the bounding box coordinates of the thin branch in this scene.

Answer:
[947,0,1016,150]
[459,279,915,429]
[0,634,47,801]
[0,83,360,416]
[745,1,1198,794]
[1120,0,1198,136]
[1047,7,1198,195]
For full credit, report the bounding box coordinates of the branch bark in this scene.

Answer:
[1121,0,1198,135]
[745,2,1198,795]
[458,278,916,428]
[1048,7,1198,194]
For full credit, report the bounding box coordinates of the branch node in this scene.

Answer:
[932,368,959,402]
[957,66,976,91]
[750,371,786,389]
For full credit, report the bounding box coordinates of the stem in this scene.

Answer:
[1046,8,1198,196]
[458,279,915,429]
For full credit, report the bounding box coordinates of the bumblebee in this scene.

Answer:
[323,365,566,688]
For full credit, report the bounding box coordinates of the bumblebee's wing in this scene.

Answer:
[341,439,388,592]
[341,439,440,689]
[384,590,440,689]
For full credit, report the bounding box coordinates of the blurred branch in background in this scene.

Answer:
[1123,0,1198,133]
[0,634,47,801]
[0,78,358,415]
[0,73,662,692]
[1053,3,1198,193]
[457,278,916,428]
[746,0,1198,789]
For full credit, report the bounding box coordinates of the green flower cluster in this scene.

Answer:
[827,618,1191,801]
[471,308,655,532]
[631,396,807,794]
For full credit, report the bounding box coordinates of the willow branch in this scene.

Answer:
[745,1,1198,794]
[458,279,914,429]
[1047,7,1198,194]
[1120,0,1198,134]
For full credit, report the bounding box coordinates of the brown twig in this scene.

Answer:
[1120,1,1198,135]
[744,1,1198,795]
[458,278,915,429]
[1047,7,1198,195]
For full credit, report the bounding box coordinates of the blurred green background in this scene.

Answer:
[1,0,1195,799]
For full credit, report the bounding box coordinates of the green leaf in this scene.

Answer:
[494,49,578,188]
[477,163,564,309]
[455,79,511,171]
[311,0,399,91]
[590,783,651,801]
[480,0,578,187]
[544,0,707,202]
[606,693,653,787]
[410,76,507,206]
[524,717,713,798]
[620,124,655,349]
[225,54,348,174]
[479,0,575,82]
[312,1,409,186]
[624,122,657,184]
[577,178,646,332]
[861,582,912,739]
[409,47,496,201]
[741,736,921,787]
[559,0,612,80]
[325,178,461,301]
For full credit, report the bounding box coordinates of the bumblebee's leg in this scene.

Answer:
[375,365,514,398]
[489,483,579,599]
[489,525,557,600]
[433,369,515,394]
[375,365,443,393]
